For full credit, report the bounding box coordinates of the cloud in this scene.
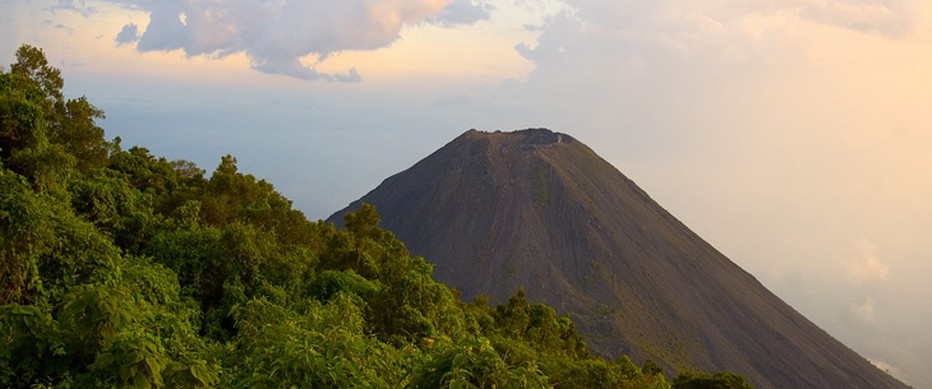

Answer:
[798,0,920,37]
[106,0,493,81]
[429,0,493,26]
[43,20,74,34]
[850,297,876,321]
[253,57,361,82]
[846,239,890,285]
[517,0,924,70]
[115,23,139,45]
[52,0,98,17]
[841,240,891,323]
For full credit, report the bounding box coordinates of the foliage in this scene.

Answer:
[0,45,752,388]
[673,371,753,389]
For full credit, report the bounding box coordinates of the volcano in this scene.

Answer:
[329,128,907,389]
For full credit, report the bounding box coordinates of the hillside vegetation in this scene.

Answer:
[0,45,750,388]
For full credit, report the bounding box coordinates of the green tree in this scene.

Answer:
[8,45,109,171]
[9,45,63,109]
[412,335,550,388]
[0,168,55,305]
[674,371,753,389]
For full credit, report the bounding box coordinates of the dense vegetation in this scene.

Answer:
[0,45,751,388]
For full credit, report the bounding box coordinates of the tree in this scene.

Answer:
[54,95,108,170]
[0,70,47,161]
[8,45,108,171]
[0,59,77,192]
[0,168,54,305]
[674,371,753,389]
[10,45,63,109]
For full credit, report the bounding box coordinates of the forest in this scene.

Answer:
[1,45,751,388]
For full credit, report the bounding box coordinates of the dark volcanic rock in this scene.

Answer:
[329,128,909,389]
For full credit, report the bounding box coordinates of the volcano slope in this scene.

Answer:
[329,128,908,389]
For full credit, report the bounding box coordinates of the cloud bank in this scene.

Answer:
[109,0,491,81]
[517,0,923,75]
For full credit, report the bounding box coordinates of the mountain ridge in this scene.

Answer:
[330,128,909,389]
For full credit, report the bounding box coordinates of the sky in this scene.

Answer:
[2,0,931,386]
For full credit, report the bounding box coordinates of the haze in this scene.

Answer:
[3,0,930,386]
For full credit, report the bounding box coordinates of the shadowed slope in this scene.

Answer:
[329,128,908,389]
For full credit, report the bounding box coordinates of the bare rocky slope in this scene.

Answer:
[329,128,909,389]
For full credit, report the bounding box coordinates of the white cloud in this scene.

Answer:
[104,0,494,81]
[846,239,891,285]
